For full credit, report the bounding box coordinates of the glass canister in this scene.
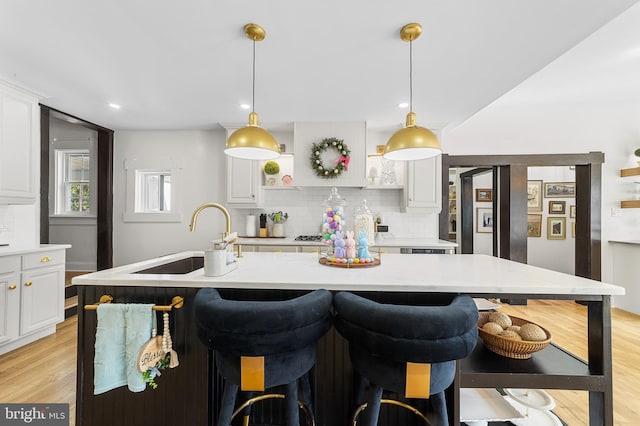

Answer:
[353,199,375,246]
[321,187,346,250]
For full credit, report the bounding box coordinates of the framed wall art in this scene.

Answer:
[544,182,575,198]
[547,216,566,240]
[476,188,493,202]
[548,200,566,214]
[527,180,542,212]
[571,221,576,238]
[527,214,542,238]
[570,205,576,218]
[476,207,493,233]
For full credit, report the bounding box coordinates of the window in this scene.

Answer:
[123,158,182,222]
[135,171,172,212]
[55,150,91,215]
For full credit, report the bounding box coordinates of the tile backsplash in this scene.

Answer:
[230,187,438,239]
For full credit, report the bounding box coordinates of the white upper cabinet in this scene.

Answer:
[226,156,263,207]
[293,122,367,187]
[0,81,40,204]
[401,155,442,213]
[223,127,263,207]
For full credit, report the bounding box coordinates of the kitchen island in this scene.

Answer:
[73,252,623,426]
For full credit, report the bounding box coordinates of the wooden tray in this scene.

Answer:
[319,257,380,268]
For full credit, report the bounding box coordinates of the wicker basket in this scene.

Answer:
[477,312,552,359]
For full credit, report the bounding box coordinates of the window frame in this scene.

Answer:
[54,149,93,216]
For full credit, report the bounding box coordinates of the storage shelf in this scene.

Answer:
[621,200,640,208]
[620,166,640,177]
[460,341,602,390]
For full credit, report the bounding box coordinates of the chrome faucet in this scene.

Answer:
[189,203,232,239]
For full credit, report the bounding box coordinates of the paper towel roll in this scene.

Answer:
[246,215,257,237]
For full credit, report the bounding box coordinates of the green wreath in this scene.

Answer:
[309,137,351,179]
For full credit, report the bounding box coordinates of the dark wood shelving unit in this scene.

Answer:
[461,343,595,389]
[452,292,612,426]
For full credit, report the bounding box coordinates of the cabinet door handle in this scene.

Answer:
[40,257,52,262]
[9,284,17,290]
[24,281,33,287]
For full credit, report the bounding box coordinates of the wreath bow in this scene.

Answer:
[336,155,350,171]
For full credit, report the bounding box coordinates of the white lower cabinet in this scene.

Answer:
[0,256,20,345]
[0,249,65,355]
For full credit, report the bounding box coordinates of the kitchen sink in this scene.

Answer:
[134,256,204,274]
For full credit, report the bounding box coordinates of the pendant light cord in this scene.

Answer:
[409,37,413,112]
[252,38,256,114]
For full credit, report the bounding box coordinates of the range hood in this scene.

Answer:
[293,122,367,187]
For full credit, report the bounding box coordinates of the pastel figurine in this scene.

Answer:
[345,231,356,259]
[357,231,370,259]
[334,231,346,258]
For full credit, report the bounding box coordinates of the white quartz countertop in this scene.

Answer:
[72,251,624,297]
[236,237,457,249]
[0,244,71,257]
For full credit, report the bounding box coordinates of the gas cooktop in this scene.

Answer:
[294,235,323,242]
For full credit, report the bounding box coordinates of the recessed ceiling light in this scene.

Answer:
[398,102,409,109]
[108,103,121,109]
[240,103,251,110]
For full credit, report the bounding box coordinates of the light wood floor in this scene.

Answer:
[0,301,638,425]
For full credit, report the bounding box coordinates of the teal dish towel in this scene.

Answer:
[94,304,154,394]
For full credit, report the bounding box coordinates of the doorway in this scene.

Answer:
[40,106,113,270]
[440,153,603,282]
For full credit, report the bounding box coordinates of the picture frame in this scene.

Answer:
[527,214,542,237]
[548,200,566,214]
[527,180,543,212]
[571,221,576,238]
[544,182,576,198]
[570,205,576,218]
[547,216,566,240]
[475,188,493,202]
[476,207,493,233]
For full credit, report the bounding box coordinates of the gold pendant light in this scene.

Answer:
[383,23,442,161]
[225,23,280,160]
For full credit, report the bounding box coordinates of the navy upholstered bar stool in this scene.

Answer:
[333,292,478,426]
[193,288,333,426]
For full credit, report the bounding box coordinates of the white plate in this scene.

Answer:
[459,388,524,423]
[473,298,502,310]
[503,396,563,426]
[504,388,555,410]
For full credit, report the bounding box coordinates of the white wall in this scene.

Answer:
[526,167,576,275]
[113,130,227,265]
[3,204,37,248]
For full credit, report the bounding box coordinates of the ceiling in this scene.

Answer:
[1,0,639,132]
